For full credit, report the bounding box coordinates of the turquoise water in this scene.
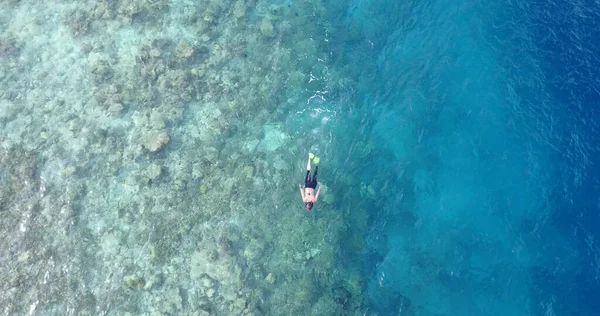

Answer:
[1,0,599,315]
[334,0,600,314]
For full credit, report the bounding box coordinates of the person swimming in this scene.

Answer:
[299,152,321,211]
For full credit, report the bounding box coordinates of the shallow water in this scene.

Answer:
[1,0,599,315]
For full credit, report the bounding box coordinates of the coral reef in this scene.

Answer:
[0,0,366,315]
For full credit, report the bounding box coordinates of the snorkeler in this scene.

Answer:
[299,152,321,211]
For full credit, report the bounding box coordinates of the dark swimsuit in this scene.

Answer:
[305,166,318,189]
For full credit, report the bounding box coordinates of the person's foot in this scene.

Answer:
[309,152,315,159]
[312,156,320,165]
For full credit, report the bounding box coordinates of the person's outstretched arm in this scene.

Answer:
[315,184,322,201]
[298,184,305,201]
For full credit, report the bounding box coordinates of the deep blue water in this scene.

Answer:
[295,0,600,314]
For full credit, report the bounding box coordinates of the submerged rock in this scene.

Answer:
[145,163,162,180]
[259,19,275,38]
[175,41,195,59]
[143,130,170,152]
[331,284,352,306]
[264,273,276,284]
[258,124,288,152]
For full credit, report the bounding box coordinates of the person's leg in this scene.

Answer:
[309,166,318,188]
[305,155,311,184]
